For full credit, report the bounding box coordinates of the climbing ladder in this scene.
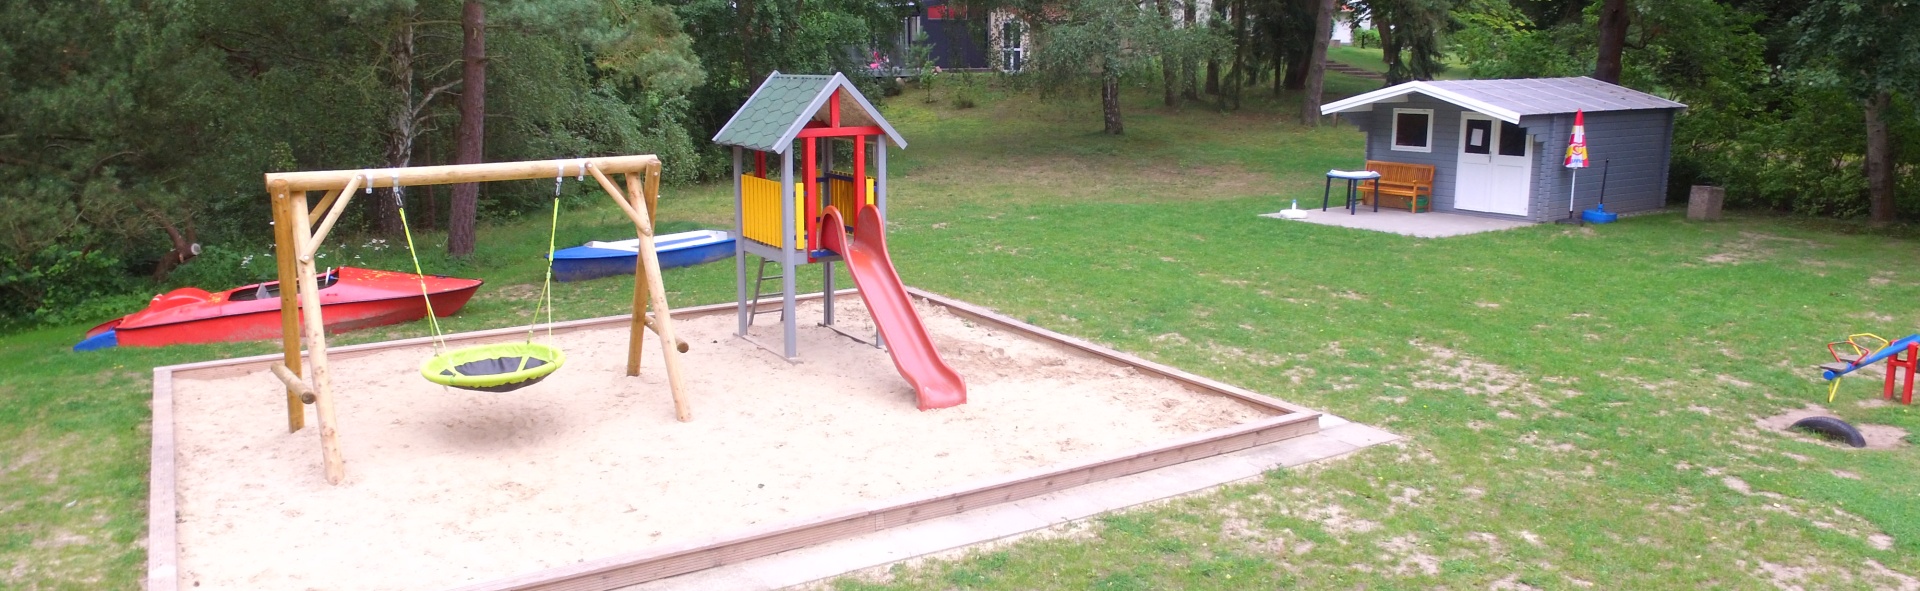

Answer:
[747,258,786,324]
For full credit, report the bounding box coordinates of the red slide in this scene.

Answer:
[819,205,967,410]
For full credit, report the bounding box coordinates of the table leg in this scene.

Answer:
[1371,178,1381,212]
[1321,176,1332,211]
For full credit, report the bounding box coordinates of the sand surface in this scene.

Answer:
[169,298,1277,590]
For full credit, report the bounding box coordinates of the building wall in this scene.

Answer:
[1348,99,1678,221]
[987,10,1034,72]
[1532,109,1677,220]
[1352,95,1467,212]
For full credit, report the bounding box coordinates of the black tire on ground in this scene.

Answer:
[1789,416,1867,448]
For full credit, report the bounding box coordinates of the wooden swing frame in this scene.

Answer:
[264,155,689,485]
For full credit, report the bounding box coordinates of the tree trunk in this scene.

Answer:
[740,0,757,84]
[1229,0,1248,110]
[1158,0,1177,107]
[1273,50,1286,97]
[1206,0,1225,95]
[376,21,418,238]
[1182,0,1198,99]
[1377,13,1403,85]
[1284,51,1310,90]
[1865,91,1895,226]
[448,0,485,257]
[1300,0,1335,126]
[1102,65,1124,135]
[1594,0,1627,84]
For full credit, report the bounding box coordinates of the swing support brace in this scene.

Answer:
[265,155,687,485]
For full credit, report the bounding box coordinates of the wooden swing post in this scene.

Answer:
[637,170,660,376]
[588,162,692,422]
[275,179,347,484]
[265,155,687,484]
[271,188,305,433]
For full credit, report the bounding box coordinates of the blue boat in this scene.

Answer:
[551,230,736,282]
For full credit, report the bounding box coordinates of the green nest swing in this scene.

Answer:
[420,342,566,393]
[386,167,573,394]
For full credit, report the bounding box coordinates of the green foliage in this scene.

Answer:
[674,0,902,136]
[1450,0,1585,78]
[1355,0,1454,82]
[163,244,276,295]
[1025,0,1224,130]
[0,247,140,328]
[1791,0,1920,95]
[1451,0,1919,221]
[0,0,725,325]
[1352,27,1380,49]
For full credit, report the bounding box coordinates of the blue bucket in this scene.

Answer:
[1581,204,1618,224]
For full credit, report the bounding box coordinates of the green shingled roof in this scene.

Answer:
[711,72,907,153]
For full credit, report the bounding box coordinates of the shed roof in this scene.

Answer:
[1320,77,1686,123]
[712,72,907,153]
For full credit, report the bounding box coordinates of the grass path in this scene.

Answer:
[4,75,1918,589]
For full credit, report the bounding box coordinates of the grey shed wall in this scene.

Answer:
[1343,100,1677,222]
[1345,95,1470,214]
[1533,109,1676,220]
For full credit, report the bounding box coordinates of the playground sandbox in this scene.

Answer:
[149,289,1319,591]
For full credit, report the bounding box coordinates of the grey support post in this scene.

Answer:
[821,138,835,327]
[733,147,749,336]
[779,147,799,360]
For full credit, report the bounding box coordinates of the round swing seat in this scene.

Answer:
[420,342,566,393]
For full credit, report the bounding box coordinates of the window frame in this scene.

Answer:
[1390,108,1435,153]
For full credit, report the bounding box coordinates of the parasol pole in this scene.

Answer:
[1563,110,1589,225]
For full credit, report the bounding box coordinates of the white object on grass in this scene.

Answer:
[1278,199,1308,220]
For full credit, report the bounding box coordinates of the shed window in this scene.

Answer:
[1391,109,1433,153]
[1498,120,1528,157]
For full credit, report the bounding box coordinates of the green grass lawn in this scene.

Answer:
[1327,45,1470,80]
[6,73,1920,589]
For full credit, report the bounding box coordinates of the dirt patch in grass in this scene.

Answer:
[1376,534,1440,576]
[1757,404,1910,450]
[492,283,542,300]
[1410,342,1555,410]
[1700,231,1828,265]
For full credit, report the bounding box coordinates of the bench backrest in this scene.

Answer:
[1364,160,1436,184]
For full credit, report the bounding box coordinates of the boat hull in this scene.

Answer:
[74,267,481,350]
[552,230,735,282]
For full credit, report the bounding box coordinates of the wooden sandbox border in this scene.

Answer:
[147,288,1320,591]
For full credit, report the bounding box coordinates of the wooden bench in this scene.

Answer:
[1357,160,1435,213]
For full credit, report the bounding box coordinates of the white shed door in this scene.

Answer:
[1454,114,1532,216]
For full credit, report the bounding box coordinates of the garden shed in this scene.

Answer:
[1320,77,1686,221]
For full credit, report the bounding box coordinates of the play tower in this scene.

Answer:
[712,72,965,409]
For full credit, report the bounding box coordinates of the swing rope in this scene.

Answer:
[379,165,574,392]
[520,162,577,344]
[387,172,450,357]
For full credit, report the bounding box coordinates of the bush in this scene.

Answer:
[166,243,276,293]
[1353,28,1379,49]
[0,247,141,327]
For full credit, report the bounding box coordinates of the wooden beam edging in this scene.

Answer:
[444,414,1317,591]
[905,287,1320,416]
[147,367,180,591]
[149,288,1325,591]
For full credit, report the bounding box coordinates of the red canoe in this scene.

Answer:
[76,267,483,349]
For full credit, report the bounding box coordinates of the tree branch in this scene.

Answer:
[414,79,464,118]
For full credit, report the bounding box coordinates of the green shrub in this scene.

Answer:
[0,247,140,327]
[166,243,276,293]
[1352,28,1379,49]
